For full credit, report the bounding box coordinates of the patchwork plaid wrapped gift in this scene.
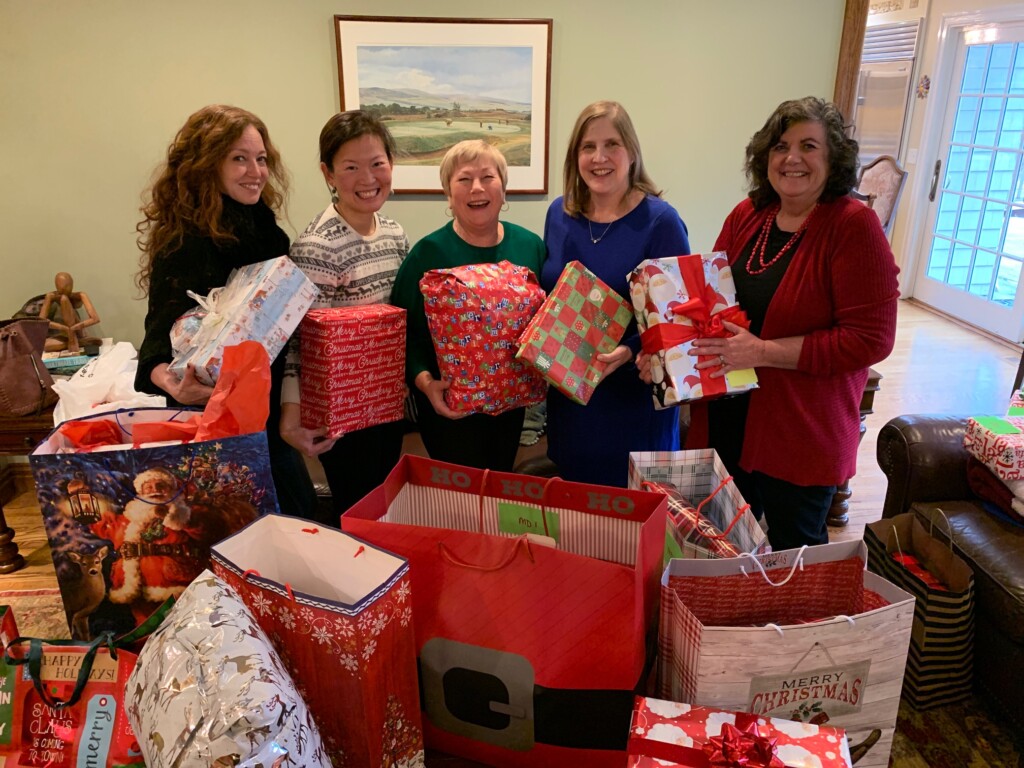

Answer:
[964,415,1024,480]
[515,260,632,405]
[628,253,758,408]
[420,260,547,415]
[170,255,319,385]
[628,696,852,768]
[300,304,406,439]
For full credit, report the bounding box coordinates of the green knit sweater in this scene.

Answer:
[390,220,545,385]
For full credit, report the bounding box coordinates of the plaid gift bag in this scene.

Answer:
[515,261,633,405]
[420,260,547,415]
[628,450,768,562]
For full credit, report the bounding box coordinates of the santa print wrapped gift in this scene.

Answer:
[628,253,758,407]
[300,304,407,439]
[515,260,633,405]
[420,260,547,414]
[628,696,852,768]
[169,255,319,385]
[963,415,1024,480]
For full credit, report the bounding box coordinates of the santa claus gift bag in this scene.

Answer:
[211,514,425,768]
[29,406,278,641]
[341,455,667,768]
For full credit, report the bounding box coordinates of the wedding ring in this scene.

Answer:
[719,355,726,366]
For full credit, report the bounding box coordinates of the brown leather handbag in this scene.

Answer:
[0,318,58,417]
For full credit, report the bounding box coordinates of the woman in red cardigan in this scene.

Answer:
[684,97,899,550]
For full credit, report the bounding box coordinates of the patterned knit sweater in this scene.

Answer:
[282,205,408,403]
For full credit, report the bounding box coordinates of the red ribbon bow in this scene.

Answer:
[703,720,785,768]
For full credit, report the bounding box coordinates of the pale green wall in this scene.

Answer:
[0,0,844,347]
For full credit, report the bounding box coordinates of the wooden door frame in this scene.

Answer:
[833,0,870,123]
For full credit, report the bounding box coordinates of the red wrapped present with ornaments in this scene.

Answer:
[515,260,633,405]
[628,696,852,768]
[963,415,1024,481]
[628,253,758,408]
[420,260,547,415]
[299,305,406,439]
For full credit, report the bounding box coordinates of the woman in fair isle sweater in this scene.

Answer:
[281,111,409,520]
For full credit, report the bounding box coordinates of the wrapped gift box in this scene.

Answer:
[169,255,318,385]
[420,260,547,415]
[628,696,852,768]
[515,260,632,404]
[300,304,407,439]
[628,253,758,408]
[964,415,1024,480]
[1008,390,1024,416]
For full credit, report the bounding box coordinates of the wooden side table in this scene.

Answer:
[827,368,882,527]
[0,404,55,573]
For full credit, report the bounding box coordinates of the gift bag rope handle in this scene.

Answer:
[438,534,535,570]
[3,596,174,710]
[739,544,809,586]
[243,568,296,602]
[640,476,751,541]
[930,507,957,552]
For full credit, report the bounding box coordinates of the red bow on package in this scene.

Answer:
[703,720,785,768]
[638,256,750,399]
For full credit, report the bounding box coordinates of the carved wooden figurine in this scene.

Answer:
[38,272,101,354]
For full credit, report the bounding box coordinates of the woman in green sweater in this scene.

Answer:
[391,140,545,470]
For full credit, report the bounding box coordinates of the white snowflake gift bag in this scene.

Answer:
[212,513,425,768]
[126,570,330,767]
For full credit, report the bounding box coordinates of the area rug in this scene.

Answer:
[0,588,69,639]
[890,695,1023,767]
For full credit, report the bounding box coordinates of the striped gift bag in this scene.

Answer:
[341,454,667,768]
[863,513,974,709]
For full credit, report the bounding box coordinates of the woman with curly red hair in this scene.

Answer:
[134,104,315,517]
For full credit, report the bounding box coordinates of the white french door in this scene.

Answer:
[912,22,1024,341]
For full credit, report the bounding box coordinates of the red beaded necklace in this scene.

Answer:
[746,204,817,276]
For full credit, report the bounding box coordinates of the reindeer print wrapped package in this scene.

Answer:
[29,407,278,641]
[126,570,330,767]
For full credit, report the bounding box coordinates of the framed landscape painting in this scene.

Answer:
[334,16,553,194]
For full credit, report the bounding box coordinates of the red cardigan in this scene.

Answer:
[688,196,900,486]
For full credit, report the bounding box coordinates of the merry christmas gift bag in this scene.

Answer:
[341,454,667,768]
[299,304,406,438]
[211,514,424,768]
[628,253,758,407]
[29,406,278,641]
[515,260,633,405]
[658,540,915,768]
[419,260,547,415]
[628,450,768,562]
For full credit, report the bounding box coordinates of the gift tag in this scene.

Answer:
[497,501,560,544]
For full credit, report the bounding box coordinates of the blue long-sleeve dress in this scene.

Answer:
[541,195,691,487]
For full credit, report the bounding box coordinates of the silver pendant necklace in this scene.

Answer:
[588,217,614,244]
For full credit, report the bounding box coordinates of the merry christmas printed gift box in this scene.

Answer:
[300,304,406,439]
[628,696,852,768]
[628,253,758,408]
[420,260,547,415]
[963,415,1024,480]
[515,260,633,405]
[170,255,318,385]
[1008,390,1024,416]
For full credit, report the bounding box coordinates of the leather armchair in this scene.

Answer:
[877,414,1024,726]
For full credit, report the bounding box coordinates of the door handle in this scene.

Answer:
[928,159,942,202]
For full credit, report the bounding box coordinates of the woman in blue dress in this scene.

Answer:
[542,101,690,486]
